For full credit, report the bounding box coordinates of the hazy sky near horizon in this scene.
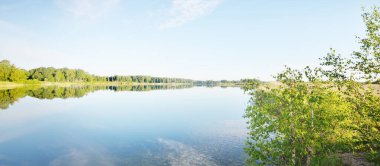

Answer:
[0,0,379,81]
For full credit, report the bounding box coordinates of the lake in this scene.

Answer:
[0,85,249,166]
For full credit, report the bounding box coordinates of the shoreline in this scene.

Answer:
[0,81,243,90]
[0,81,194,90]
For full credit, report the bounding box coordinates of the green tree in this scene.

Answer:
[245,7,380,165]
[54,70,65,82]
[44,67,55,81]
[245,67,356,165]
[0,60,12,81]
[64,69,76,82]
[9,66,27,82]
[75,69,86,82]
[125,76,132,84]
[351,7,380,81]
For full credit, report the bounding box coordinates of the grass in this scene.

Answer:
[0,81,33,90]
[312,156,343,166]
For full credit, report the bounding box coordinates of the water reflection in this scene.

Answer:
[0,86,249,165]
[0,85,193,110]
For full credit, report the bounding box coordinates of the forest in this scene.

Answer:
[0,60,250,86]
[0,61,194,84]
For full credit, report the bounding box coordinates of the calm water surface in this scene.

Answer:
[0,86,249,166]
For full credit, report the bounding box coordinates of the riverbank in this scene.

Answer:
[0,81,31,90]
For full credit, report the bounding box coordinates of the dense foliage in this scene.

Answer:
[245,7,380,165]
[26,66,194,84]
[0,60,28,82]
[0,60,198,84]
[0,60,249,86]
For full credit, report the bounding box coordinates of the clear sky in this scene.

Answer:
[0,0,379,81]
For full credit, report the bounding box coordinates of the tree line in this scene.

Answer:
[0,60,252,85]
[0,60,196,84]
[0,60,244,85]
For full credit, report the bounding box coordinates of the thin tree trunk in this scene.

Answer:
[306,109,314,166]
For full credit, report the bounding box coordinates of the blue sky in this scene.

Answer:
[0,0,379,81]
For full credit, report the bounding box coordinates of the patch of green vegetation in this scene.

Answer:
[244,7,380,165]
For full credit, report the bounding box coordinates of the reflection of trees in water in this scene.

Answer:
[27,86,97,100]
[0,84,194,110]
[0,87,30,109]
[106,84,193,92]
